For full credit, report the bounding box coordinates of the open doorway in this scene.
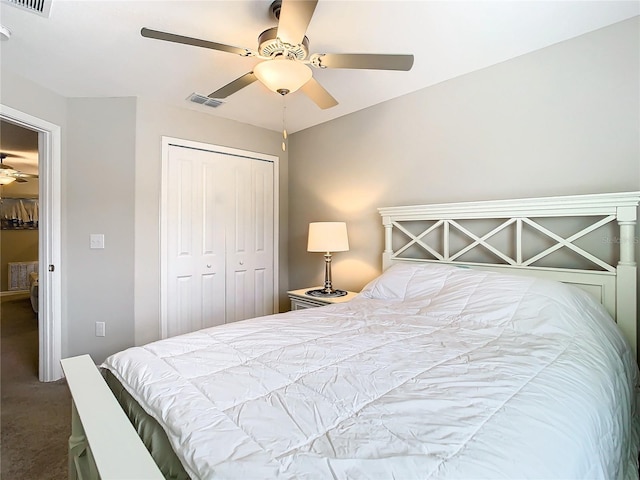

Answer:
[0,120,40,378]
[0,105,62,382]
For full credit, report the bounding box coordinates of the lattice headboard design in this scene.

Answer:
[379,192,640,354]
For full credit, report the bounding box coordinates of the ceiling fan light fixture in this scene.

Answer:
[254,58,312,95]
[0,175,16,185]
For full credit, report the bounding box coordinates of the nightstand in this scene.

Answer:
[287,287,359,310]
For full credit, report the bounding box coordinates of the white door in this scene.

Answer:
[166,147,226,337]
[164,142,276,337]
[226,158,274,322]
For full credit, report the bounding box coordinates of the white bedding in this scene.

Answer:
[103,263,639,479]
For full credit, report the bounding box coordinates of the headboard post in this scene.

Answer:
[616,205,637,356]
[617,206,637,266]
[382,215,393,270]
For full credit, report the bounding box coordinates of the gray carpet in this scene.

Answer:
[1,296,70,479]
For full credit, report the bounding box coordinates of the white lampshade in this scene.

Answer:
[254,58,312,94]
[0,175,16,185]
[307,222,349,253]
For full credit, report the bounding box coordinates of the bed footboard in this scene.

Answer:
[61,354,164,480]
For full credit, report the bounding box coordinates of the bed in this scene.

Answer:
[61,192,640,480]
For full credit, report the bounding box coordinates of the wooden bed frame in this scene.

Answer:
[61,191,639,479]
[61,354,164,479]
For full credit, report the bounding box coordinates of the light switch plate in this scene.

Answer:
[95,322,106,337]
[90,234,105,249]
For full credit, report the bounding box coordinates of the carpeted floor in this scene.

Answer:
[1,296,70,479]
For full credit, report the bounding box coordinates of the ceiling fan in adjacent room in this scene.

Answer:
[0,153,38,185]
[140,0,414,109]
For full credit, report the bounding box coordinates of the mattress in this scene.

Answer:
[103,263,639,479]
[102,368,190,480]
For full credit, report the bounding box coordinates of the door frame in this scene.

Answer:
[160,136,279,338]
[0,104,62,382]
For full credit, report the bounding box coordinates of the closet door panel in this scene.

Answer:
[226,158,274,323]
[166,147,226,336]
[227,159,253,322]
[252,161,274,318]
[200,158,226,328]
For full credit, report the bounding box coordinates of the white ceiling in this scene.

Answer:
[0,0,638,135]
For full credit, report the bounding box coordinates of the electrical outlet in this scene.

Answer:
[95,322,106,337]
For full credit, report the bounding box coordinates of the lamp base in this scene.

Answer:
[305,288,347,298]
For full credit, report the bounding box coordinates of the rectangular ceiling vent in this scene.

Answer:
[187,93,225,109]
[3,0,52,17]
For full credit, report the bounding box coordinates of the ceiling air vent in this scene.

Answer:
[3,0,52,17]
[187,93,225,109]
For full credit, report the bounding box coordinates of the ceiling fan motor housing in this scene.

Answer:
[258,27,309,60]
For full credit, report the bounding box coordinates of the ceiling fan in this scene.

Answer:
[0,153,38,185]
[141,0,414,109]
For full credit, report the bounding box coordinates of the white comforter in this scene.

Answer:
[103,263,639,479]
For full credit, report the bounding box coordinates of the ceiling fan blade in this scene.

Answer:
[209,72,258,99]
[300,78,338,110]
[0,152,27,159]
[141,28,250,56]
[276,0,318,45]
[0,153,16,169]
[314,53,414,71]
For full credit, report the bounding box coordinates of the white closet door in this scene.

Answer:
[226,158,275,323]
[165,144,275,337]
[166,147,226,337]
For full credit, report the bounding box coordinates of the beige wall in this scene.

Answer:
[1,178,39,198]
[288,18,640,293]
[0,230,38,291]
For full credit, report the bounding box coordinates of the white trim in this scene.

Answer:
[379,192,640,356]
[0,104,62,382]
[160,136,280,339]
[378,192,640,219]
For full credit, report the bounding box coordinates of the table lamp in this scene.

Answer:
[306,222,349,297]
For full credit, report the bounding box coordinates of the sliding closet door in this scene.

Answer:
[164,142,276,338]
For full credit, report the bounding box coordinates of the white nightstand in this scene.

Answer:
[288,287,359,310]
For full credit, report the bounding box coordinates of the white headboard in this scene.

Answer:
[378,192,640,355]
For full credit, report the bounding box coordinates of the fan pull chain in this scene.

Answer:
[282,97,287,152]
